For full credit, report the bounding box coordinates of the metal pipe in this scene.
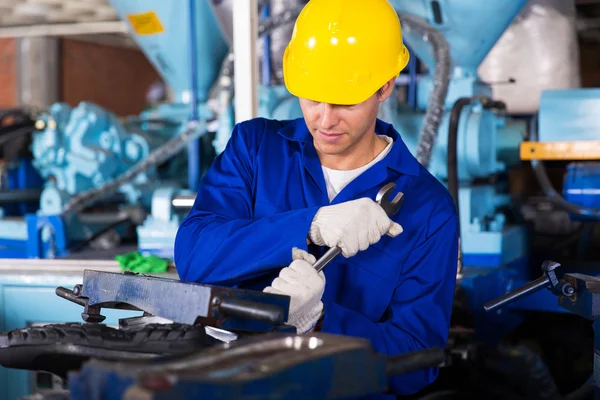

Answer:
[172,194,196,208]
[483,275,550,312]
[188,0,201,193]
[396,12,452,168]
[233,0,259,123]
[0,188,41,203]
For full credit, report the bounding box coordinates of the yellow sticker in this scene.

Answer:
[126,11,165,36]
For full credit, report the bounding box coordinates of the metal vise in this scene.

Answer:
[56,269,294,334]
[0,270,294,382]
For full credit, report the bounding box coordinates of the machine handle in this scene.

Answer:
[483,275,551,312]
[386,348,445,376]
[56,286,87,307]
[313,247,342,273]
[218,298,285,325]
[483,260,571,312]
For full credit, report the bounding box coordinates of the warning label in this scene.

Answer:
[126,11,165,35]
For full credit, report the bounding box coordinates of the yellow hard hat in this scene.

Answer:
[283,0,409,106]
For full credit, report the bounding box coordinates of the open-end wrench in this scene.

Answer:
[313,182,404,272]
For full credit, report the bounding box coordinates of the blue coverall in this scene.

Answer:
[174,117,459,398]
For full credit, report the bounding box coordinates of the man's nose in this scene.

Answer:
[320,104,339,129]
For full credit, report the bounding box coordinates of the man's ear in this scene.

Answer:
[378,78,396,102]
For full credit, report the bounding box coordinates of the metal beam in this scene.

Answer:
[0,21,127,38]
[233,0,259,123]
[16,37,59,109]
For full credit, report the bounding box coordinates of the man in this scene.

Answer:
[174,0,459,397]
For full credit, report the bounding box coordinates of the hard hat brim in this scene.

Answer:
[283,45,410,105]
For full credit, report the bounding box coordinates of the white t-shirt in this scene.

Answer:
[322,135,394,202]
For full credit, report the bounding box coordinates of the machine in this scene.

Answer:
[483,260,598,399]
[0,269,445,400]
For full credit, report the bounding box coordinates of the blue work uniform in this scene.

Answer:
[174,117,459,398]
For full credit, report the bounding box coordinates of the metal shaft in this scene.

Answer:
[172,194,196,208]
[0,188,41,204]
[313,247,342,273]
[483,275,550,312]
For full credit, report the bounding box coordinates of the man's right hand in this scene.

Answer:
[309,197,403,257]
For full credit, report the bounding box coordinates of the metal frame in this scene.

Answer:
[233,0,259,123]
[0,21,127,38]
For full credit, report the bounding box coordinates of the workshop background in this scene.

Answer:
[2,0,600,399]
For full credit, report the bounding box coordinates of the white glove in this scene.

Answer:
[263,248,325,334]
[309,197,403,257]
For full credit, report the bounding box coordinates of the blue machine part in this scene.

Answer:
[108,0,228,104]
[391,0,527,75]
[67,334,393,400]
[538,89,600,143]
[385,0,530,270]
[391,0,527,105]
[137,187,194,260]
[563,162,600,221]
[385,0,536,339]
[389,104,528,268]
[537,89,600,221]
[0,159,43,257]
[31,102,172,209]
[0,100,193,259]
[0,158,43,217]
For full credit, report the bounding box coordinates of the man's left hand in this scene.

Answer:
[263,248,325,334]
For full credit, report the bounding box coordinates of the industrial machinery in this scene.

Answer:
[483,260,597,399]
[0,0,310,260]
[1,0,598,395]
[0,269,445,399]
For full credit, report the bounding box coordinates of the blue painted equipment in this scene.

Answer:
[380,0,533,339]
[0,268,445,399]
[529,89,600,221]
[389,0,529,268]
[563,163,600,221]
[0,0,591,349]
[67,334,444,400]
[0,158,42,217]
[0,101,198,258]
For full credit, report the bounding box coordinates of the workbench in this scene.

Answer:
[0,256,178,400]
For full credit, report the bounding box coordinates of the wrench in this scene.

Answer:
[313,182,404,272]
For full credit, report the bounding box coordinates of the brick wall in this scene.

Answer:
[0,37,160,116]
[0,38,16,107]
[60,39,161,116]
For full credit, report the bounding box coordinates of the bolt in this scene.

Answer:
[73,284,83,296]
[563,285,575,296]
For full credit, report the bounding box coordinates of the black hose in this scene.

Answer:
[0,126,36,148]
[485,345,562,400]
[447,97,507,235]
[447,97,473,215]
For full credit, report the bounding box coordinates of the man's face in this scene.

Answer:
[299,79,394,158]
